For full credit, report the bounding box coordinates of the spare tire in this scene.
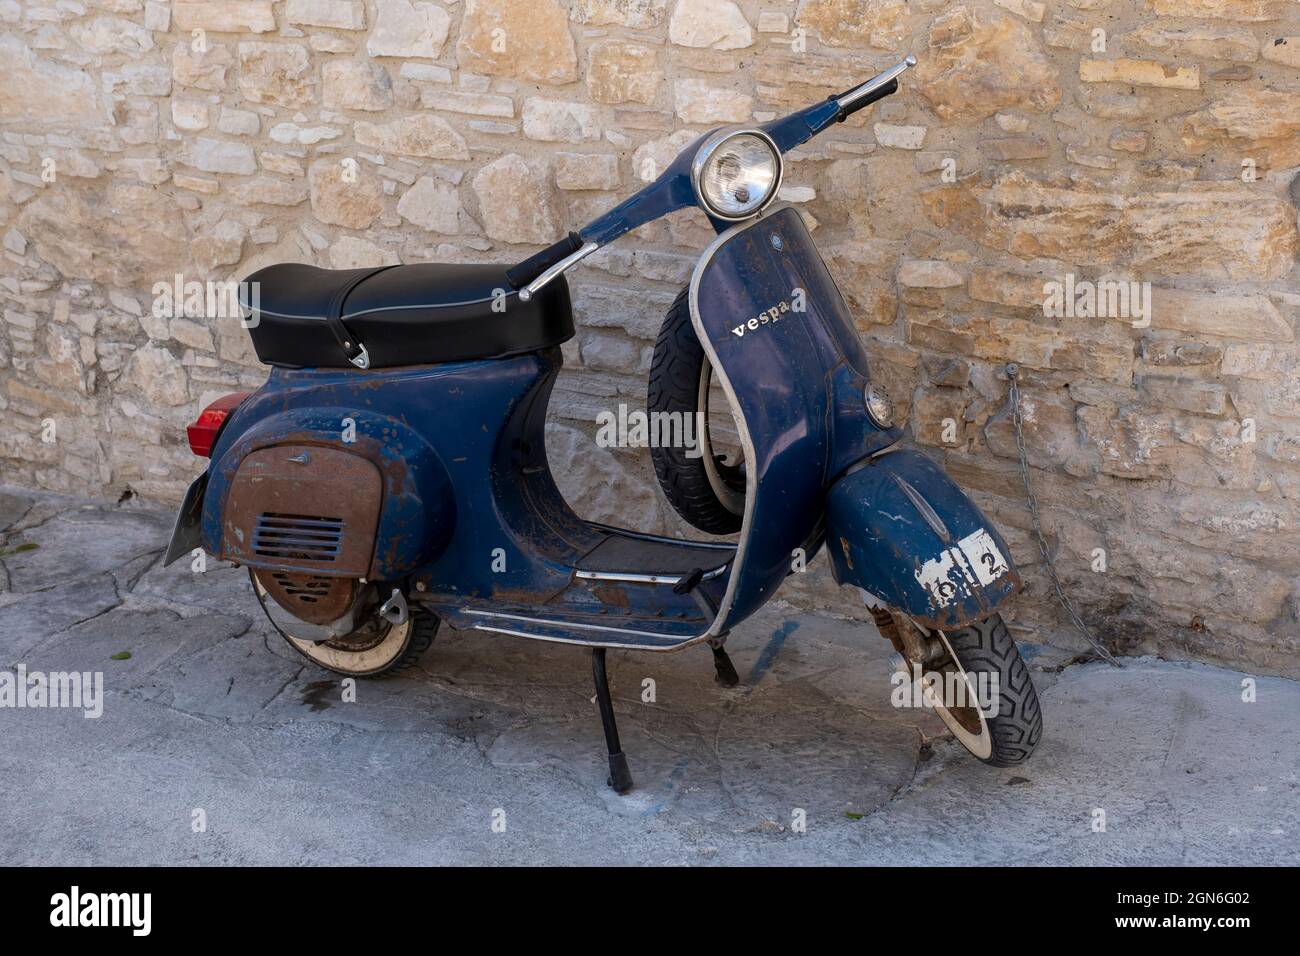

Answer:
[647,286,745,535]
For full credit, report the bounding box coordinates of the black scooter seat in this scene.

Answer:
[240,262,574,369]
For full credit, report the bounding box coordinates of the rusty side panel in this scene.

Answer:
[223,444,381,577]
[255,569,358,624]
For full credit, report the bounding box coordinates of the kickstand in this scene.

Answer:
[709,635,740,687]
[677,572,739,688]
[591,648,633,794]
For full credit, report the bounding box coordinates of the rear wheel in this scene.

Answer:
[251,570,437,678]
[915,614,1042,766]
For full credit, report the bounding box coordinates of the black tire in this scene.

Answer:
[362,605,438,679]
[937,614,1043,766]
[647,286,743,534]
[253,569,439,679]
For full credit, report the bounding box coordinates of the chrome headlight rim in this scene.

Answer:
[864,383,895,429]
[690,127,784,223]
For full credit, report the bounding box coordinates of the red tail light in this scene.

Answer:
[187,392,252,458]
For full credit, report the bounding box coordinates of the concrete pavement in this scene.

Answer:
[1,485,1296,865]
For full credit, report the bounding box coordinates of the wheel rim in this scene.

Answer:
[287,622,411,674]
[919,630,994,760]
[252,572,412,675]
[696,357,746,517]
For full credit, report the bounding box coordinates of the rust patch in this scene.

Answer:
[224,444,381,577]
[245,430,413,499]
[838,536,853,571]
[255,569,357,624]
[591,582,631,610]
[867,604,907,655]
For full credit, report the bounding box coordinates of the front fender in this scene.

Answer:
[825,449,1020,630]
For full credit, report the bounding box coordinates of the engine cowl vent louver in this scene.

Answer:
[223,446,380,576]
[270,571,334,602]
[253,513,344,563]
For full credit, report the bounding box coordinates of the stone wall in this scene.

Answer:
[1,0,1298,674]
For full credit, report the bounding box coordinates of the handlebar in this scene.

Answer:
[506,231,584,291]
[833,78,898,121]
[832,54,915,121]
[506,55,917,298]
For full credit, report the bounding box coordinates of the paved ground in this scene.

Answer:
[1,484,1296,866]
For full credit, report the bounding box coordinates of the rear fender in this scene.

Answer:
[824,449,1020,630]
[201,404,455,579]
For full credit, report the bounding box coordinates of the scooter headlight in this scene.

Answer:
[692,130,783,221]
[865,384,895,428]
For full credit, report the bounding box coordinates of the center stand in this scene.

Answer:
[591,648,634,793]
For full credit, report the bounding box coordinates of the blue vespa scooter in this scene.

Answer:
[165,56,1042,792]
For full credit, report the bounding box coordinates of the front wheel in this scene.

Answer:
[647,286,745,534]
[917,614,1042,766]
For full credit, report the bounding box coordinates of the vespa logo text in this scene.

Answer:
[731,298,795,339]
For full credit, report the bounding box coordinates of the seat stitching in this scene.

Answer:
[241,293,524,321]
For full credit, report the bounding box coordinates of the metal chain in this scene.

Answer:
[1006,364,1121,667]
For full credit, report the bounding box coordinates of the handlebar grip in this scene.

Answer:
[506,232,584,290]
[832,77,899,121]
